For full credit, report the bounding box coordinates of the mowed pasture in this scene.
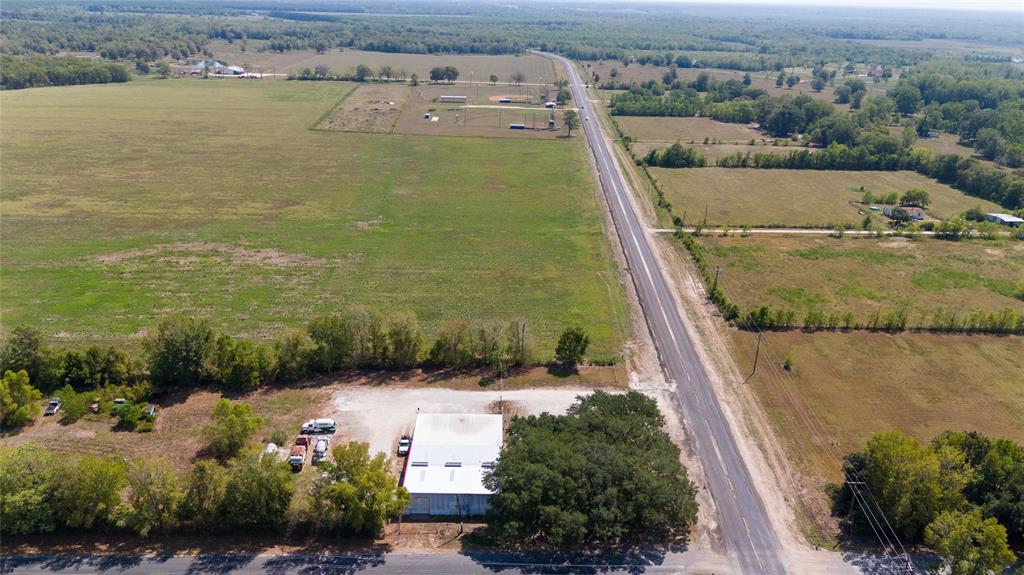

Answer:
[0,78,626,356]
[697,234,1024,321]
[616,116,761,144]
[731,329,1024,485]
[206,42,560,84]
[653,168,1002,227]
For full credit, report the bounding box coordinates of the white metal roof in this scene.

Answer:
[987,213,1024,223]
[403,413,502,496]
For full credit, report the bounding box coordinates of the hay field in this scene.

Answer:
[616,116,762,143]
[731,329,1024,485]
[653,168,1002,227]
[697,234,1024,321]
[0,78,626,357]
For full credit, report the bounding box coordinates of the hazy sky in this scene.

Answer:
[642,0,1024,12]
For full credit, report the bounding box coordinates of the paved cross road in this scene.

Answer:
[543,52,788,575]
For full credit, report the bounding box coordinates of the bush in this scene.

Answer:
[202,399,263,459]
[0,369,41,429]
[554,327,589,368]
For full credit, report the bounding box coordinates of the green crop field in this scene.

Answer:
[0,78,627,357]
[697,235,1024,322]
[654,168,1003,227]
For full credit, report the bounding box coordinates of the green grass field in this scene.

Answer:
[697,235,1024,322]
[1,78,626,357]
[653,168,1003,227]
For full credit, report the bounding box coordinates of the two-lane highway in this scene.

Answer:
[546,52,788,575]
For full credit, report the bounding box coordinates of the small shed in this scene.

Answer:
[985,213,1024,228]
[439,95,467,103]
[402,413,502,517]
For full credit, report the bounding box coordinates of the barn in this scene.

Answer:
[402,413,502,517]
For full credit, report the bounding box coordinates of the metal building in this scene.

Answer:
[402,413,502,516]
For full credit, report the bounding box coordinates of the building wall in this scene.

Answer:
[405,493,491,516]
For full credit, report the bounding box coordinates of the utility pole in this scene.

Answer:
[712,266,722,293]
[703,202,709,226]
[743,332,762,384]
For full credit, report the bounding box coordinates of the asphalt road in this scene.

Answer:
[0,550,732,575]
[544,52,788,575]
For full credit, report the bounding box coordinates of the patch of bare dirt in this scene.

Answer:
[95,242,326,267]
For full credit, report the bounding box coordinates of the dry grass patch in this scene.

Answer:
[616,116,762,143]
[317,82,409,133]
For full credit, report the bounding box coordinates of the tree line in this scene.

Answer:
[0,55,131,90]
[0,312,603,433]
[830,430,1020,574]
[0,431,407,538]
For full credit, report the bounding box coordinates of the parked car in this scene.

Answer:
[397,435,411,457]
[295,435,312,447]
[144,405,158,418]
[263,443,278,458]
[89,399,100,414]
[312,438,329,463]
[288,445,307,472]
[113,398,127,405]
[43,398,62,416]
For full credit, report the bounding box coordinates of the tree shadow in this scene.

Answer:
[545,364,578,378]
[459,544,684,574]
[261,550,386,575]
[184,554,258,575]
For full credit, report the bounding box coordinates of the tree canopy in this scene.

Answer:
[485,391,698,546]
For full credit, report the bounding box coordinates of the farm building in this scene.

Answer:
[186,60,245,76]
[985,213,1024,228]
[439,95,468,103]
[402,413,502,517]
[883,205,925,220]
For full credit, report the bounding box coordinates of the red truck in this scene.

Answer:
[289,444,307,472]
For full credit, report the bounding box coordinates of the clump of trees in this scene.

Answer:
[428,65,459,83]
[830,430,1020,574]
[484,391,698,546]
[1,55,131,90]
[642,142,708,168]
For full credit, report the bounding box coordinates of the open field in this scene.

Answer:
[653,168,1003,227]
[316,82,407,133]
[616,116,762,144]
[696,234,1024,320]
[0,78,626,356]
[204,43,560,84]
[395,82,568,139]
[730,329,1024,486]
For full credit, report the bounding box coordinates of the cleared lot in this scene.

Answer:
[316,83,408,133]
[653,168,1002,227]
[696,234,1024,321]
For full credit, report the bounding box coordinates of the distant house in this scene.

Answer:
[883,206,925,221]
[186,60,244,76]
[985,213,1024,228]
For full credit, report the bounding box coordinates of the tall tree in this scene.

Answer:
[0,444,58,534]
[145,316,214,387]
[116,458,180,536]
[505,318,532,367]
[178,460,227,529]
[202,399,263,459]
[218,453,294,529]
[310,442,410,534]
[485,391,698,546]
[51,455,126,530]
[0,370,41,429]
[0,325,59,391]
[924,509,1016,575]
[554,327,589,368]
[387,311,421,370]
[563,109,580,137]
